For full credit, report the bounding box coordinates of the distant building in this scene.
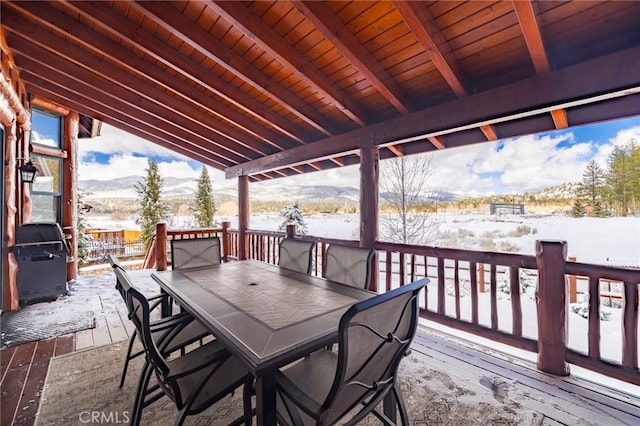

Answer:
[490,203,525,215]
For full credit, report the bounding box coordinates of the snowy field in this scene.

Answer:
[86,211,639,264]
[84,211,639,392]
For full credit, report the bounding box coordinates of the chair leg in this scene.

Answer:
[392,384,409,426]
[120,331,137,388]
[131,361,153,426]
[174,408,188,426]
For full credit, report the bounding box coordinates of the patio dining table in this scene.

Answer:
[151,259,376,425]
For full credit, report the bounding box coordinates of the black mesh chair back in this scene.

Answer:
[108,254,127,302]
[276,278,427,425]
[324,244,375,289]
[323,278,426,424]
[114,267,252,426]
[278,238,315,274]
[171,237,221,270]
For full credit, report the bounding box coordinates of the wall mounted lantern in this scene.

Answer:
[18,159,38,183]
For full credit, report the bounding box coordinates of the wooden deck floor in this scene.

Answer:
[1,273,639,426]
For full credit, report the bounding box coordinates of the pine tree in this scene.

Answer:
[135,159,170,249]
[571,198,586,217]
[278,203,308,235]
[606,139,639,216]
[576,160,606,216]
[194,166,216,227]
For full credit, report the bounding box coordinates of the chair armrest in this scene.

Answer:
[166,341,230,379]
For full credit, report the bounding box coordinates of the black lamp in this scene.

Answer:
[19,160,38,183]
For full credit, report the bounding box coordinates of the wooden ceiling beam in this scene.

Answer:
[386,144,404,157]
[14,50,250,164]
[394,2,500,142]
[26,83,229,170]
[308,162,322,172]
[23,71,239,167]
[512,1,570,130]
[209,0,370,126]
[427,136,446,150]
[290,1,409,115]
[480,125,498,141]
[393,0,467,96]
[132,1,334,137]
[226,45,640,177]
[9,37,266,160]
[60,1,302,149]
[551,109,569,129]
[3,2,299,151]
[512,0,550,74]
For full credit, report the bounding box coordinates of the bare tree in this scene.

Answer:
[379,154,439,244]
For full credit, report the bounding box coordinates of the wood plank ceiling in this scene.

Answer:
[2,1,639,181]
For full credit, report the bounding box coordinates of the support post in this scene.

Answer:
[63,111,78,280]
[568,256,577,303]
[221,221,230,262]
[286,224,296,238]
[535,240,570,376]
[238,175,249,260]
[155,222,167,271]
[359,147,379,292]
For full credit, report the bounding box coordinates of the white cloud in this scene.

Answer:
[78,119,640,193]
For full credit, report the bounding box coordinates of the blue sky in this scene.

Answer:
[68,115,640,195]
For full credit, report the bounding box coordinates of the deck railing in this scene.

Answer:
[149,223,640,385]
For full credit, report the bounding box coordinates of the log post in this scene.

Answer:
[286,224,296,238]
[238,175,249,260]
[535,240,570,376]
[155,222,168,271]
[568,256,577,303]
[221,221,230,262]
[63,111,78,280]
[359,147,379,292]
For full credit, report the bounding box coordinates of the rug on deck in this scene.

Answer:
[36,341,543,425]
[0,307,94,349]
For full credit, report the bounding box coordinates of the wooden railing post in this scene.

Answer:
[238,175,249,260]
[568,256,577,303]
[155,222,168,272]
[478,263,486,293]
[221,221,231,262]
[535,240,570,376]
[286,224,296,238]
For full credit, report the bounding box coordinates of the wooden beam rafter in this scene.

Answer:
[132,1,335,136]
[208,0,370,126]
[291,1,410,114]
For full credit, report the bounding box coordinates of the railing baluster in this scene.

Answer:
[510,266,522,336]
[386,252,392,292]
[437,257,445,315]
[454,260,460,319]
[470,261,478,324]
[622,280,638,368]
[490,264,498,330]
[588,276,601,359]
[410,255,416,282]
[399,252,405,286]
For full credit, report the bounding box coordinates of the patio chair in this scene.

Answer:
[170,236,221,270]
[275,278,428,426]
[324,244,375,289]
[278,238,315,274]
[115,266,253,426]
[108,255,210,389]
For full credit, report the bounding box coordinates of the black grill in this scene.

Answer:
[14,223,70,303]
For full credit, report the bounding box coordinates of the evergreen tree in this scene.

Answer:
[571,198,586,217]
[194,166,216,227]
[576,160,606,216]
[606,139,639,216]
[135,159,170,249]
[278,203,308,235]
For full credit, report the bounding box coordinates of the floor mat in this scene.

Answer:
[1,306,95,349]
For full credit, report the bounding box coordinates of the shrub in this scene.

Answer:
[570,293,612,321]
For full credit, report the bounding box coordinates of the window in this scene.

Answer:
[31,108,62,148]
[30,155,62,223]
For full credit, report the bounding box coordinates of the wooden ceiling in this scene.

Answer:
[2,1,639,181]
